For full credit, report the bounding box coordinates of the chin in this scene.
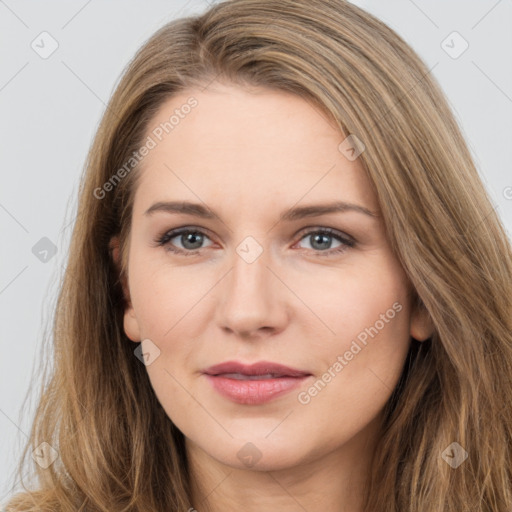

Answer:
[206,437,312,472]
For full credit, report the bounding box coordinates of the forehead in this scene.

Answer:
[132,83,378,216]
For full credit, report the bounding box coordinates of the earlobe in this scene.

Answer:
[123,308,141,342]
[410,300,435,342]
[109,236,141,343]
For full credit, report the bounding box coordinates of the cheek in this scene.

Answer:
[295,262,412,433]
[297,255,411,349]
[128,252,211,340]
[127,257,214,392]
[129,263,204,426]
[295,256,411,377]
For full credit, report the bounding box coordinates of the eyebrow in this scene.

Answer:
[144,200,378,221]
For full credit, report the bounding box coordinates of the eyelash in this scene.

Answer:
[154,226,356,257]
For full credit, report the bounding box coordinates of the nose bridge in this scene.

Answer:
[216,235,286,335]
[228,236,272,305]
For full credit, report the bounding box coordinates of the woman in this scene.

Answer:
[5,0,512,510]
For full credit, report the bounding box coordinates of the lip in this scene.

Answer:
[203,360,311,378]
[202,360,312,405]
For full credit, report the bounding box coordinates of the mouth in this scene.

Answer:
[213,372,295,380]
[203,360,311,378]
[202,360,312,405]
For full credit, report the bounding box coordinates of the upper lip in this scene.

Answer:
[203,360,311,378]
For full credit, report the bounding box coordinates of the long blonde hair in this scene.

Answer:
[5,0,512,510]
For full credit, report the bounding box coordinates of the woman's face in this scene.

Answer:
[118,82,432,472]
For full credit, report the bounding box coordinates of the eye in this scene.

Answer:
[294,228,355,255]
[154,226,356,257]
[155,228,213,256]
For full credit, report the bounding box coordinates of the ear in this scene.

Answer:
[109,236,141,343]
[409,297,435,342]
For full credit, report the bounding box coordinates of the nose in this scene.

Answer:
[215,244,289,339]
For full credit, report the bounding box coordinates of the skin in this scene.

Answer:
[112,82,434,512]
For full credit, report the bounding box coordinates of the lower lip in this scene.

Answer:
[204,374,310,405]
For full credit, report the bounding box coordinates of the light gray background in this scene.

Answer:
[1,0,511,503]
